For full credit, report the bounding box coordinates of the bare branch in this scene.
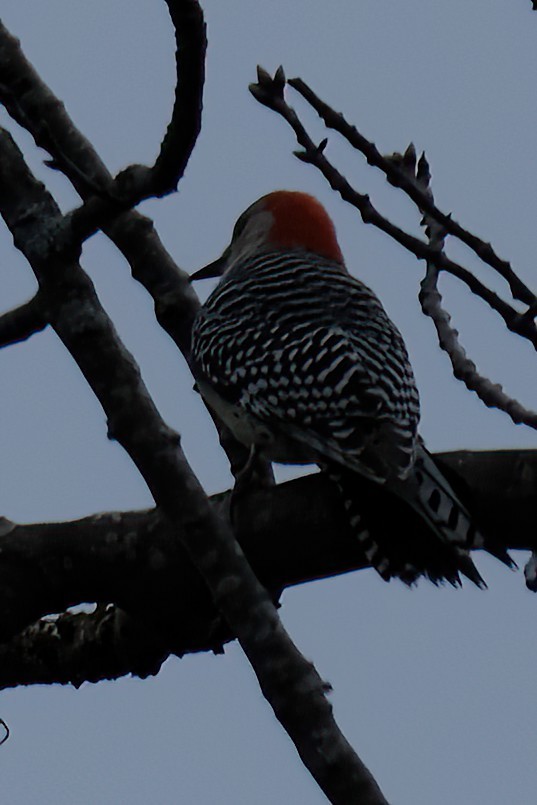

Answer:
[0,607,171,690]
[385,146,537,430]
[0,480,357,648]
[51,1,208,244]
[249,68,537,351]
[0,20,111,195]
[420,265,537,428]
[0,1,206,250]
[0,449,534,690]
[288,77,537,309]
[0,16,251,476]
[53,0,205,240]
[0,127,387,805]
[153,0,206,193]
[0,295,46,348]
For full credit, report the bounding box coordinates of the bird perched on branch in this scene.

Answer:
[190,190,508,586]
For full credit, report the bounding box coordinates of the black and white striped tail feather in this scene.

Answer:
[411,448,515,572]
[328,448,512,586]
[394,447,487,587]
[326,466,463,586]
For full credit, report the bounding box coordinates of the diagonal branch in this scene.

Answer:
[288,77,536,309]
[0,15,253,479]
[0,15,250,477]
[249,68,537,351]
[0,126,388,805]
[0,1,206,249]
[255,69,537,433]
[0,19,111,195]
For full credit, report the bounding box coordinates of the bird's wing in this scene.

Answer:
[198,316,417,481]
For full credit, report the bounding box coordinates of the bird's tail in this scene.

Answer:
[328,445,513,587]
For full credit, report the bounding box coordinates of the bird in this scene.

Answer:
[190,190,508,586]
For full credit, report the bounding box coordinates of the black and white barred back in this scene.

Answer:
[192,249,498,585]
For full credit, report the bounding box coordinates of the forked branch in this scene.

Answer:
[250,67,537,431]
[0,86,388,805]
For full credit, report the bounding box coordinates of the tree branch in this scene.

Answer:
[51,0,205,243]
[387,145,537,429]
[0,16,249,477]
[0,126,387,805]
[0,449,534,690]
[249,68,537,351]
[153,0,206,193]
[420,264,537,427]
[0,1,206,249]
[0,606,171,690]
[0,294,46,348]
[288,77,536,308]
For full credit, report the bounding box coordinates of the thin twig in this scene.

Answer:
[288,77,537,309]
[249,68,537,352]
[0,718,9,745]
[420,266,537,427]
[54,0,206,240]
[153,0,207,193]
[388,146,537,430]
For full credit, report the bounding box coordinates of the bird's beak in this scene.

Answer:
[189,246,230,281]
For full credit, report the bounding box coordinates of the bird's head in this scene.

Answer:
[190,190,344,281]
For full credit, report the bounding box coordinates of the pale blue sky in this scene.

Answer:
[0,2,536,803]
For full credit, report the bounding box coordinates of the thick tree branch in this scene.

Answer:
[0,128,386,805]
[0,606,172,690]
[0,479,353,647]
[0,449,534,690]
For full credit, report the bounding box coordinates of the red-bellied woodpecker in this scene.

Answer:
[191,190,508,585]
